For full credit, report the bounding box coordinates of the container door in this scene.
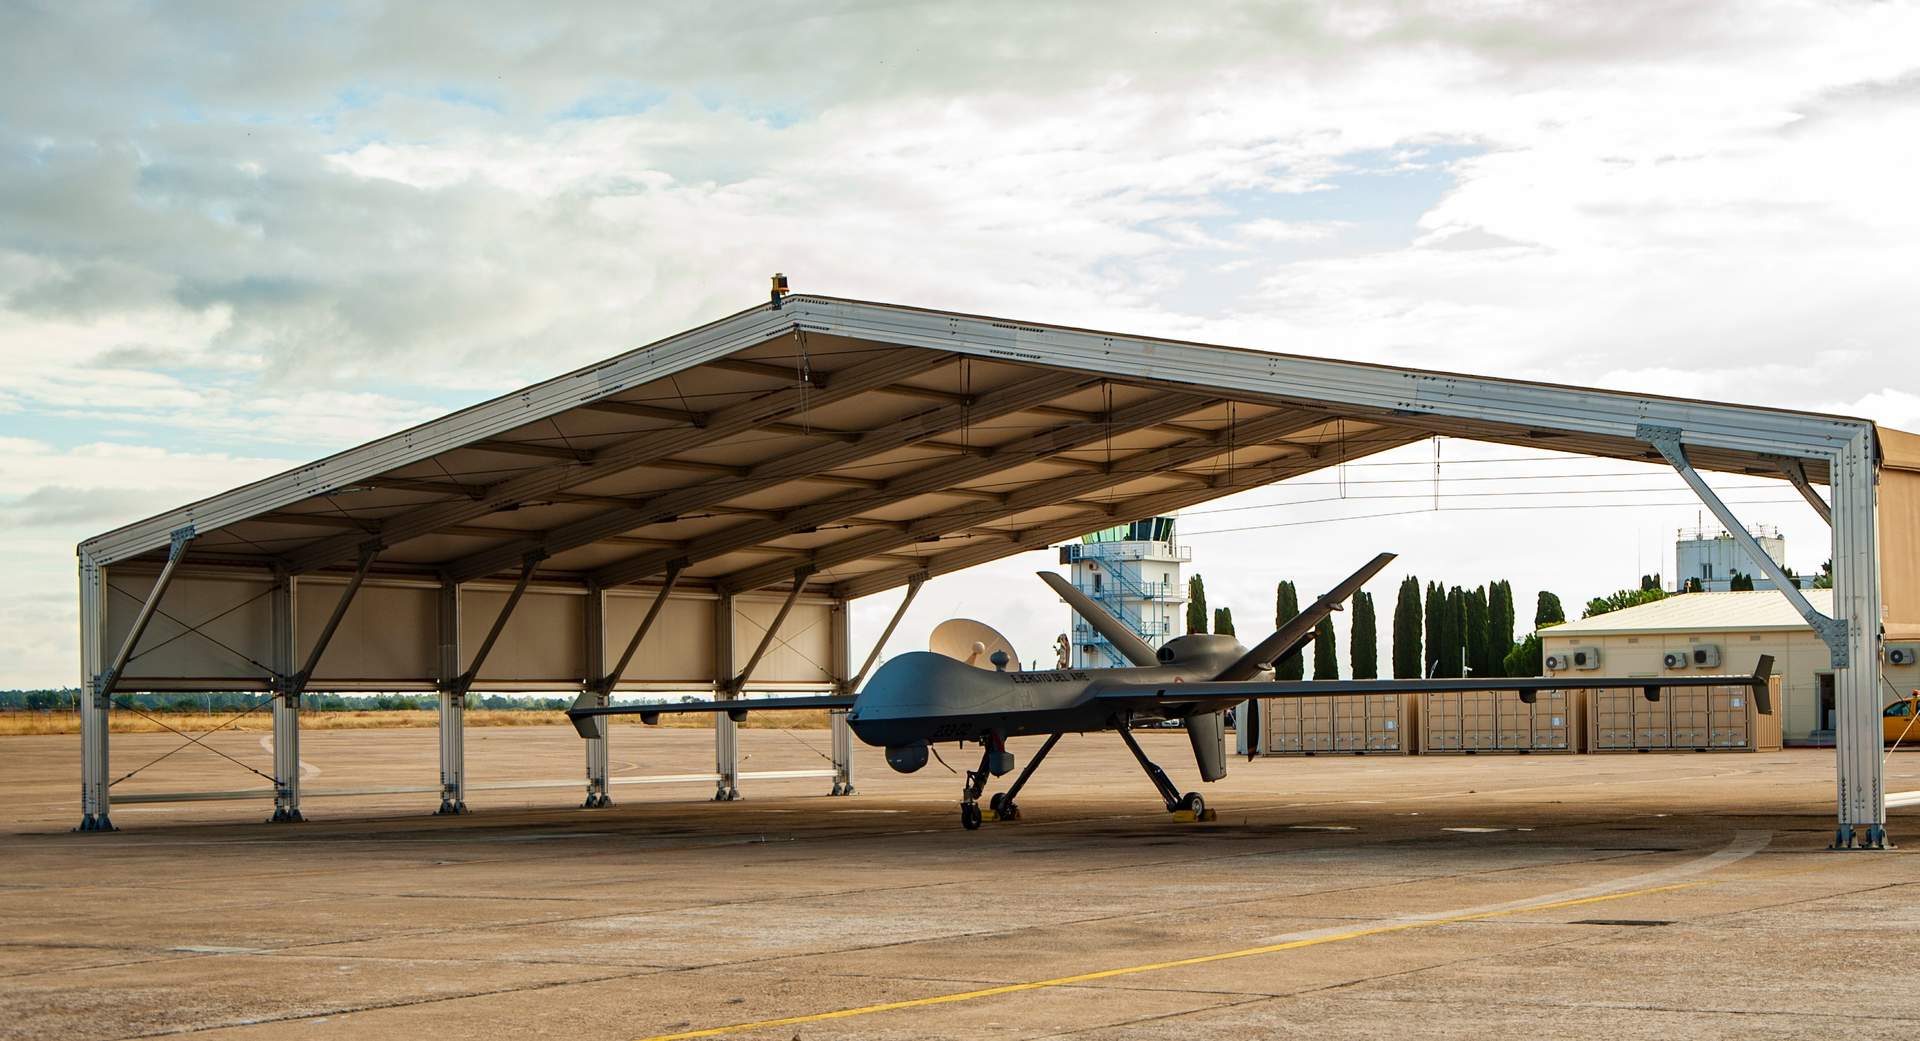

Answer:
[1670,688,1709,748]
[1494,694,1528,750]
[1594,689,1631,750]
[1268,696,1302,754]
[1301,697,1334,753]
[1710,686,1751,748]
[1425,692,1460,750]
[1367,694,1401,752]
[1533,690,1571,750]
[1634,693,1673,748]
[1459,692,1496,750]
[1331,695,1361,751]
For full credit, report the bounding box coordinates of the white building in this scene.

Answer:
[1675,524,1816,591]
[1058,515,1189,668]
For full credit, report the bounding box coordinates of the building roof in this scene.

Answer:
[1547,589,1835,636]
[78,294,1888,604]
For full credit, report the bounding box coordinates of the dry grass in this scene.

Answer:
[0,707,831,736]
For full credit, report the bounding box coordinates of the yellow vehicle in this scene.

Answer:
[1887,692,1920,746]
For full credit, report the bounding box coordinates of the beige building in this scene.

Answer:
[1542,590,1919,746]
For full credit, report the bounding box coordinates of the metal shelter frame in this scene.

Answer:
[75,294,1902,846]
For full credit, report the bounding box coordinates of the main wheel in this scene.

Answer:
[1179,792,1205,817]
[988,792,1006,813]
[961,801,983,830]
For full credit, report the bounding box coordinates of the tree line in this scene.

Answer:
[1188,573,1568,679]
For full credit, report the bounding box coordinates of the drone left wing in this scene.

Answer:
[565,694,856,737]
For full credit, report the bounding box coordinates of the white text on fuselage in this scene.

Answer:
[1010,671,1089,684]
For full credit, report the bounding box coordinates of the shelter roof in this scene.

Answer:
[81,295,1888,602]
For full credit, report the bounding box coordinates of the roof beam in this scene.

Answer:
[438,372,1096,583]
[281,350,955,574]
[715,410,1341,594]
[829,428,1427,600]
[592,392,1226,591]
[873,384,1216,438]
[703,357,824,385]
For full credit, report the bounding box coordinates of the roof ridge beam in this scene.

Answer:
[715,410,1338,594]
[437,370,1096,583]
[282,349,954,574]
[586,393,1220,590]
[829,429,1425,600]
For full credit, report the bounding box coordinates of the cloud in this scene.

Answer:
[0,2,1914,684]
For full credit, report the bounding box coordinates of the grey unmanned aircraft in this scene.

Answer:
[569,552,1775,830]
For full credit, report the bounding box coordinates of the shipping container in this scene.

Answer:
[1259,694,1413,755]
[1418,690,1584,754]
[1586,676,1782,752]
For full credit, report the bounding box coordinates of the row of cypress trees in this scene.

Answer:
[1186,573,1567,680]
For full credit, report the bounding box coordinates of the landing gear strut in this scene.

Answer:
[1117,722,1213,821]
[988,732,1062,823]
[959,733,1014,830]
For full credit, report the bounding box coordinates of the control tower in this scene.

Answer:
[1675,524,1814,591]
[1057,515,1190,668]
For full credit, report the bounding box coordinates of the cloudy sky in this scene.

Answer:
[3,2,1916,687]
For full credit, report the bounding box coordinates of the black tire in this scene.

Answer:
[1180,792,1205,817]
[961,802,982,830]
[988,792,1006,813]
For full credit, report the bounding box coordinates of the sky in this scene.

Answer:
[2,2,1917,688]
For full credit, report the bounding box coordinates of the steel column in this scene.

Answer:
[270,571,302,822]
[76,551,110,831]
[829,597,855,796]
[581,586,611,809]
[80,525,192,832]
[436,581,467,815]
[713,593,739,801]
[1829,431,1885,847]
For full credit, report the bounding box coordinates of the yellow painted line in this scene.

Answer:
[632,879,1705,1041]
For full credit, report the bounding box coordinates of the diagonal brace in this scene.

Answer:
[847,574,924,693]
[598,560,685,692]
[99,525,195,699]
[729,568,812,694]
[1774,457,1833,525]
[451,555,543,693]
[1640,424,1849,664]
[288,547,378,695]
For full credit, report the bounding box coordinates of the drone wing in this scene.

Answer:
[1094,655,1776,714]
[565,693,855,737]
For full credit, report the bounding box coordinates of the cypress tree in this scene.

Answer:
[1275,580,1304,680]
[1504,632,1543,676]
[1187,575,1208,634]
[1464,585,1490,677]
[1312,616,1338,679]
[1350,590,1378,679]
[1535,590,1565,629]
[1392,575,1422,679]
[1487,580,1514,677]
[1423,581,1445,678]
[1213,606,1236,636]
[1441,586,1467,678]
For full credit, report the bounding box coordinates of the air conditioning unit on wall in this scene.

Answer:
[1544,652,1570,672]
[1570,646,1602,670]
[1888,645,1919,667]
[1663,650,1689,670]
[1691,644,1721,668]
